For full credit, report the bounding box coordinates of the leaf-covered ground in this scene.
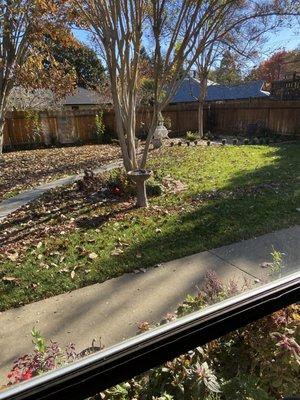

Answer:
[0,143,299,310]
[0,144,120,200]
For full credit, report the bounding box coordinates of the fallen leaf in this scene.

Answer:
[2,276,20,283]
[111,249,124,256]
[7,252,19,262]
[88,252,98,260]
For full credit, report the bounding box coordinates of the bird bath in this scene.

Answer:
[127,169,153,207]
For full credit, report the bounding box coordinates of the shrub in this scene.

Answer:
[146,180,164,197]
[205,131,214,140]
[95,110,106,143]
[186,131,199,142]
[25,109,43,145]
[107,170,135,197]
[7,328,78,385]
[100,271,300,400]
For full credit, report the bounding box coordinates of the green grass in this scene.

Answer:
[0,143,299,310]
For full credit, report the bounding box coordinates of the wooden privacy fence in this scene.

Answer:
[3,99,300,149]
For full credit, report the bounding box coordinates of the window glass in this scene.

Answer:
[100,304,300,400]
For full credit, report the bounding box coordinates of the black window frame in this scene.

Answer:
[1,271,299,400]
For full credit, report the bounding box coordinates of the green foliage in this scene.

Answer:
[146,180,164,197]
[270,248,284,277]
[204,131,214,140]
[50,41,105,89]
[95,110,106,143]
[24,109,42,144]
[186,131,199,141]
[31,327,47,353]
[221,376,272,400]
[212,51,242,85]
[100,274,300,400]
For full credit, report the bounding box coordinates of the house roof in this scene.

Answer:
[171,78,270,103]
[64,87,106,106]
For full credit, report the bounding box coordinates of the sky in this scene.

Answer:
[73,26,299,64]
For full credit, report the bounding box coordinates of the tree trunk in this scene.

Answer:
[198,76,208,138]
[0,117,4,162]
[198,100,204,138]
[136,179,148,207]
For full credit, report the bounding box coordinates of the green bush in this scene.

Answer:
[95,110,106,143]
[146,180,164,197]
[186,131,199,142]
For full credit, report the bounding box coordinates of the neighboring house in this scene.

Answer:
[63,87,111,110]
[8,86,110,112]
[170,78,270,104]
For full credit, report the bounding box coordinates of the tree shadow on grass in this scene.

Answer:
[97,144,300,275]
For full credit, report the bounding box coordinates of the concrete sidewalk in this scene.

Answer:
[0,225,299,383]
[0,160,122,223]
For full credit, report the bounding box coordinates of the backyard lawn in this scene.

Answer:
[0,143,299,310]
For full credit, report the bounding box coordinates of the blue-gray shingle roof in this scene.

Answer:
[171,78,269,103]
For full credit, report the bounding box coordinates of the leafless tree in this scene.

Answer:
[76,0,300,207]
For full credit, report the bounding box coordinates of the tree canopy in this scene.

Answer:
[247,49,300,83]
[50,40,105,89]
[211,50,243,84]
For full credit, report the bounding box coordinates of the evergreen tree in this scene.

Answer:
[51,41,105,89]
[214,50,242,84]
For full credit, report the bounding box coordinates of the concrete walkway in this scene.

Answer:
[0,159,123,223]
[0,225,299,383]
